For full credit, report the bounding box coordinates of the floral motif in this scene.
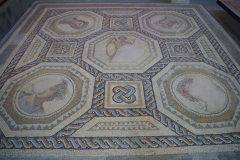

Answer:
[173,44,189,54]
[53,44,71,55]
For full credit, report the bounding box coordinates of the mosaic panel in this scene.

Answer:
[0,2,240,157]
[153,62,240,134]
[42,11,103,38]
[101,10,142,15]
[105,81,145,108]
[71,117,178,137]
[139,11,200,38]
[196,35,226,66]
[47,42,77,57]
[15,35,46,69]
[0,63,94,137]
[82,31,162,73]
[166,42,196,57]
[110,18,133,29]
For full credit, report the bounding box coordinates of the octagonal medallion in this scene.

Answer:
[152,62,240,134]
[139,11,199,38]
[0,63,94,137]
[82,31,162,73]
[42,11,103,38]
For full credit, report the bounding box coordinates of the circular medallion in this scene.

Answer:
[14,74,75,117]
[55,15,94,33]
[171,72,230,117]
[149,14,187,33]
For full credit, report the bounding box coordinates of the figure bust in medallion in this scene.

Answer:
[18,78,68,114]
[59,17,89,30]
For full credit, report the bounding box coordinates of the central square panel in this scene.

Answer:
[105,81,145,108]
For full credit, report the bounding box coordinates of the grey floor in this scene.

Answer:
[0,0,240,159]
[1,150,240,160]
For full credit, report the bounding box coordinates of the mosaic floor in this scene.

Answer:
[0,2,240,157]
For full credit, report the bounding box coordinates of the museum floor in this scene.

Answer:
[0,0,240,160]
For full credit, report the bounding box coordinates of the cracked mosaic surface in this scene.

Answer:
[0,2,240,157]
